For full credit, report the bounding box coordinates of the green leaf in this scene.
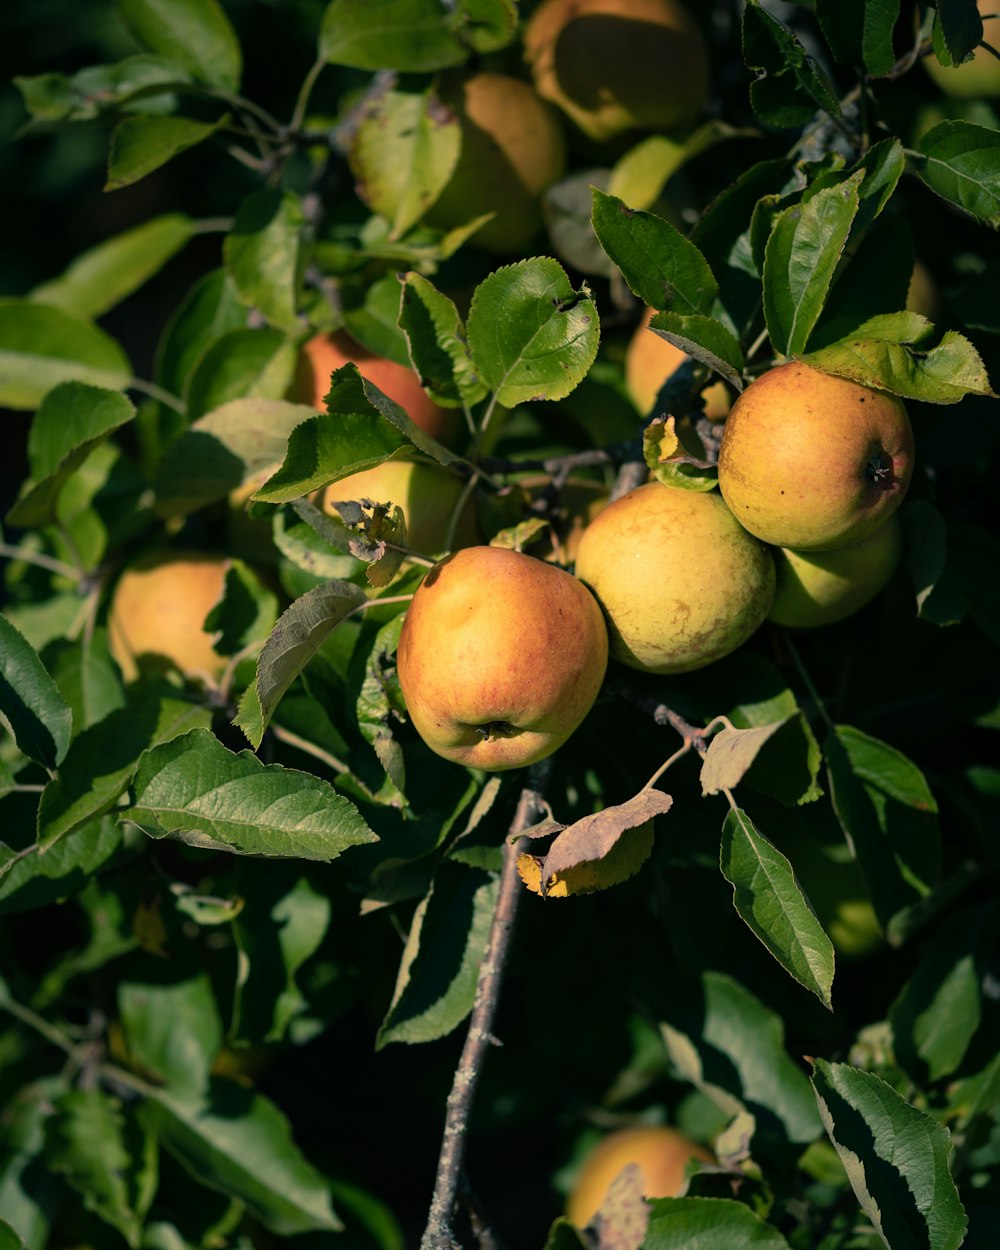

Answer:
[6,383,135,529]
[354,613,408,801]
[184,327,299,420]
[154,269,245,398]
[378,861,498,1046]
[154,398,315,516]
[232,872,331,1044]
[106,114,230,192]
[119,973,223,1094]
[825,725,940,941]
[800,317,996,403]
[720,808,836,1010]
[117,0,242,90]
[646,311,744,392]
[224,190,305,332]
[811,1059,967,1250]
[889,905,998,1084]
[349,85,461,239]
[29,215,194,319]
[742,0,842,129]
[320,0,471,70]
[127,727,377,859]
[645,1196,793,1248]
[591,189,719,315]
[933,0,985,65]
[465,258,599,407]
[0,1078,65,1247]
[0,615,72,771]
[204,559,278,656]
[47,1087,155,1248]
[0,816,124,915]
[15,56,193,123]
[763,172,862,357]
[658,970,823,1146]
[234,580,367,748]
[398,272,487,409]
[251,364,456,504]
[701,721,789,796]
[815,0,900,76]
[0,300,131,410]
[140,1080,340,1234]
[37,697,212,851]
[914,120,1000,228]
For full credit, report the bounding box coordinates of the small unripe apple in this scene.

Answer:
[574,481,775,673]
[321,459,480,557]
[290,330,458,445]
[566,1125,713,1227]
[717,362,914,551]
[768,514,903,629]
[107,551,232,684]
[425,72,567,253]
[396,546,608,771]
[924,0,1000,97]
[523,0,709,143]
[625,307,731,421]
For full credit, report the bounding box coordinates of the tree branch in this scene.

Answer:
[420,765,550,1250]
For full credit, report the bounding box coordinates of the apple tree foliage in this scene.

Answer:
[1,0,1000,1247]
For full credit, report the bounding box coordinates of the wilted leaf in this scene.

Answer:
[126,727,377,859]
[811,1059,967,1250]
[643,416,717,492]
[234,580,367,748]
[514,790,670,898]
[701,720,788,795]
[465,258,600,406]
[590,1163,649,1248]
[720,808,836,1010]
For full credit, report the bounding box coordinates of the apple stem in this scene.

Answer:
[420,764,551,1250]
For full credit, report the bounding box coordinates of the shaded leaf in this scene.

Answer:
[184,327,299,421]
[378,861,498,1046]
[398,272,487,408]
[742,1,841,128]
[647,311,744,392]
[914,120,1000,228]
[720,808,836,1010]
[119,973,223,1094]
[320,0,515,69]
[811,1059,967,1250]
[106,114,229,192]
[608,124,744,214]
[0,614,72,770]
[233,580,367,748]
[118,0,242,90]
[701,721,788,796]
[126,727,377,860]
[816,0,900,76]
[224,190,304,333]
[0,816,124,915]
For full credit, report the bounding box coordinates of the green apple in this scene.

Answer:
[424,72,567,253]
[523,0,709,143]
[321,459,479,558]
[396,546,608,770]
[717,362,914,550]
[574,481,775,673]
[768,514,903,628]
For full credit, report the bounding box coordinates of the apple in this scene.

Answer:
[290,329,458,445]
[321,459,480,558]
[396,546,608,770]
[625,307,731,421]
[906,258,940,321]
[107,551,232,684]
[768,514,903,629]
[574,481,775,673]
[716,362,914,551]
[425,72,567,253]
[924,0,1000,97]
[566,1125,713,1227]
[523,0,709,143]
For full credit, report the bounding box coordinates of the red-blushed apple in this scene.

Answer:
[574,480,775,673]
[717,362,914,550]
[524,0,709,143]
[108,551,231,684]
[566,1126,714,1227]
[768,514,903,628]
[396,546,608,770]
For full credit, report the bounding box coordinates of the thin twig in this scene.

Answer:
[420,765,550,1250]
[0,542,81,582]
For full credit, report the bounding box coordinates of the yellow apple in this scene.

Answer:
[321,459,480,558]
[625,307,731,421]
[107,551,232,684]
[523,0,709,143]
[425,72,567,253]
[290,329,458,445]
[574,481,775,673]
[924,0,1000,97]
[566,1125,713,1227]
[396,546,608,770]
[768,514,903,629]
[717,362,914,551]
